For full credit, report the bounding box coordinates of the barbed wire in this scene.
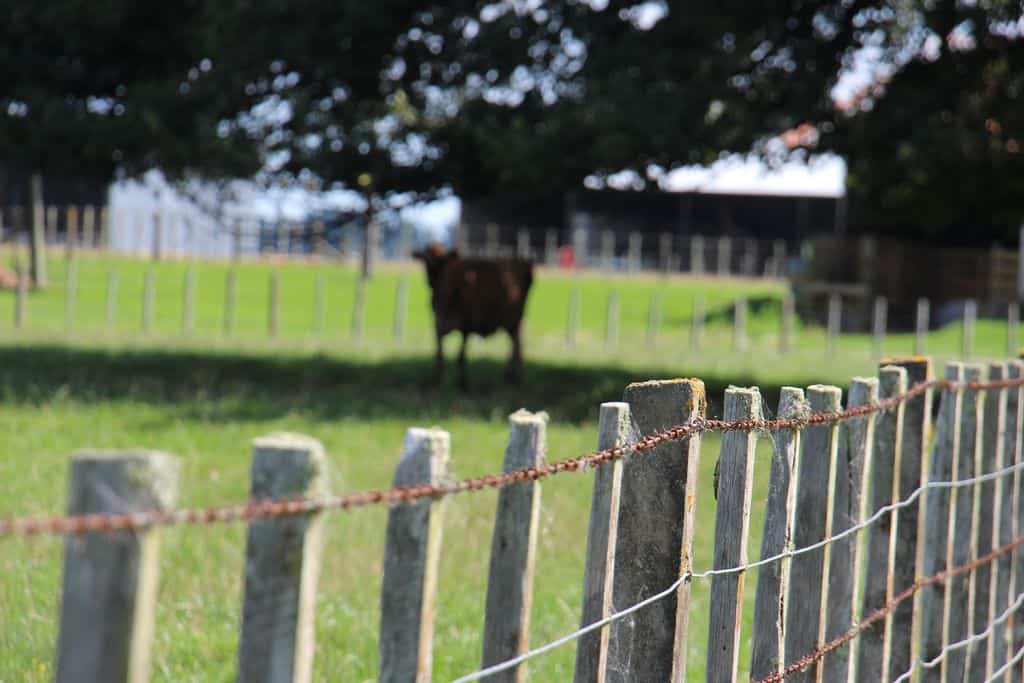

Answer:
[0,375,1018,538]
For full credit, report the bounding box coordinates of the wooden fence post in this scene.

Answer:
[973,363,1007,678]
[517,228,530,260]
[65,261,77,332]
[706,387,762,683]
[142,269,155,333]
[750,387,807,681]
[379,428,450,683]
[545,229,558,266]
[1009,303,1019,356]
[628,232,642,272]
[567,288,580,349]
[607,379,705,683]
[881,356,933,679]
[734,296,747,352]
[717,236,731,276]
[575,403,633,683]
[82,205,96,249]
[826,293,841,356]
[606,290,619,350]
[55,450,180,683]
[268,271,280,339]
[106,268,119,330]
[691,295,704,352]
[647,290,661,348]
[224,270,237,336]
[780,290,794,354]
[15,266,26,328]
[46,205,58,244]
[915,298,930,356]
[963,300,977,360]
[394,278,409,342]
[352,278,365,340]
[741,238,757,276]
[236,434,327,683]
[99,206,110,250]
[151,210,163,261]
[856,366,908,681]
[784,384,842,683]
[313,272,325,336]
[600,230,614,270]
[182,269,195,335]
[486,223,500,258]
[773,239,787,278]
[872,296,888,358]
[1005,360,1024,676]
[919,363,966,682]
[658,233,672,272]
[65,206,79,260]
[690,235,705,275]
[481,411,546,682]
[824,377,879,682]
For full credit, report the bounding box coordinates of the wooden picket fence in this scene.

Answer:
[16,355,1024,681]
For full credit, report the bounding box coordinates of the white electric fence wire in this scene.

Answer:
[984,637,1024,683]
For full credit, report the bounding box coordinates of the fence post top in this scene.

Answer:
[509,408,549,426]
[251,433,328,498]
[623,378,706,414]
[252,432,324,455]
[402,427,451,463]
[69,449,180,511]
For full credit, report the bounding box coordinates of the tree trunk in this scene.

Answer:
[30,172,47,288]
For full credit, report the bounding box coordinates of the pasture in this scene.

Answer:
[0,252,1018,681]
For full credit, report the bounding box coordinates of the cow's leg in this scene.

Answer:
[433,327,445,384]
[457,331,470,390]
[505,324,524,383]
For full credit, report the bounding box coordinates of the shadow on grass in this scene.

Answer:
[0,343,784,423]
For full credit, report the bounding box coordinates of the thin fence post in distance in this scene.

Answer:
[544,229,557,266]
[717,236,731,276]
[352,278,365,340]
[314,271,325,336]
[606,290,619,350]
[773,239,787,277]
[742,238,757,276]
[575,403,633,683]
[991,361,1021,676]
[379,428,450,683]
[65,205,78,260]
[784,384,842,683]
[82,205,95,249]
[394,278,409,343]
[963,300,977,360]
[918,362,966,683]
[15,266,26,328]
[236,434,327,683]
[105,268,119,330]
[750,387,806,681]
[734,296,747,352]
[628,231,641,272]
[659,233,672,272]
[691,294,704,352]
[65,260,76,332]
[224,270,237,336]
[880,356,933,679]
[780,290,794,353]
[706,386,761,683]
[872,296,887,358]
[182,269,195,335]
[915,298,930,356]
[690,235,705,275]
[567,287,580,349]
[973,362,1007,678]
[268,271,280,339]
[142,268,155,333]
[481,410,547,682]
[607,379,705,683]
[826,293,841,356]
[823,377,878,683]
[1009,303,1020,356]
[601,230,614,270]
[46,204,57,244]
[647,290,661,348]
[1006,360,1024,677]
[856,365,908,682]
[517,228,530,260]
[99,206,110,249]
[55,450,180,683]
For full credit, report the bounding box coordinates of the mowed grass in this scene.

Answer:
[0,252,1018,681]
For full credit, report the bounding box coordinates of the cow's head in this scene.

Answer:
[412,242,459,290]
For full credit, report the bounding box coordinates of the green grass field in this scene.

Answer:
[0,252,1018,681]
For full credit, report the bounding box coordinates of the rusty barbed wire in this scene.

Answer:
[0,375,1018,538]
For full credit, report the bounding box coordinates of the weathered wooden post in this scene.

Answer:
[628,231,642,272]
[268,271,280,339]
[224,270,237,336]
[544,229,558,266]
[784,385,843,683]
[919,363,966,683]
[517,228,531,260]
[647,290,661,348]
[600,230,615,270]
[65,205,79,260]
[237,434,327,683]
[15,266,26,328]
[106,268,119,330]
[717,236,731,276]
[352,278,366,340]
[780,290,794,353]
[379,428,450,683]
[872,296,888,358]
[182,269,195,335]
[824,377,878,681]
[741,238,757,276]
[826,293,841,356]
[750,387,807,681]
[1004,361,1024,675]
[690,234,705,275]
[46,204,58,244]
[30,174,48,287]
[658,233,672,272]
[915,298,930,355]
[486,223,500,258]
[734,296,748,352]
[481,411,546,683]
[605,290,619,350]
[1009,302,1020,356]
[575,403,632,683]
[83,205,96,249]
[963,300,977,359]
[313,272,326,336]
[772,239,787,278]
[65,261,77,332]
[607,379,705,683]
[691,294,704,352]
[55,450,180,683]
[233,218,243,261]
[99,206,110,250]
[857,366,907,682]
[394,278,409,342]
[312,220,325,258]
[142,269,155,333]
[151,210,163,261]
[706,386,761,682]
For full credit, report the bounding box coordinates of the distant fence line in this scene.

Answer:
[9,358,1024,681]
